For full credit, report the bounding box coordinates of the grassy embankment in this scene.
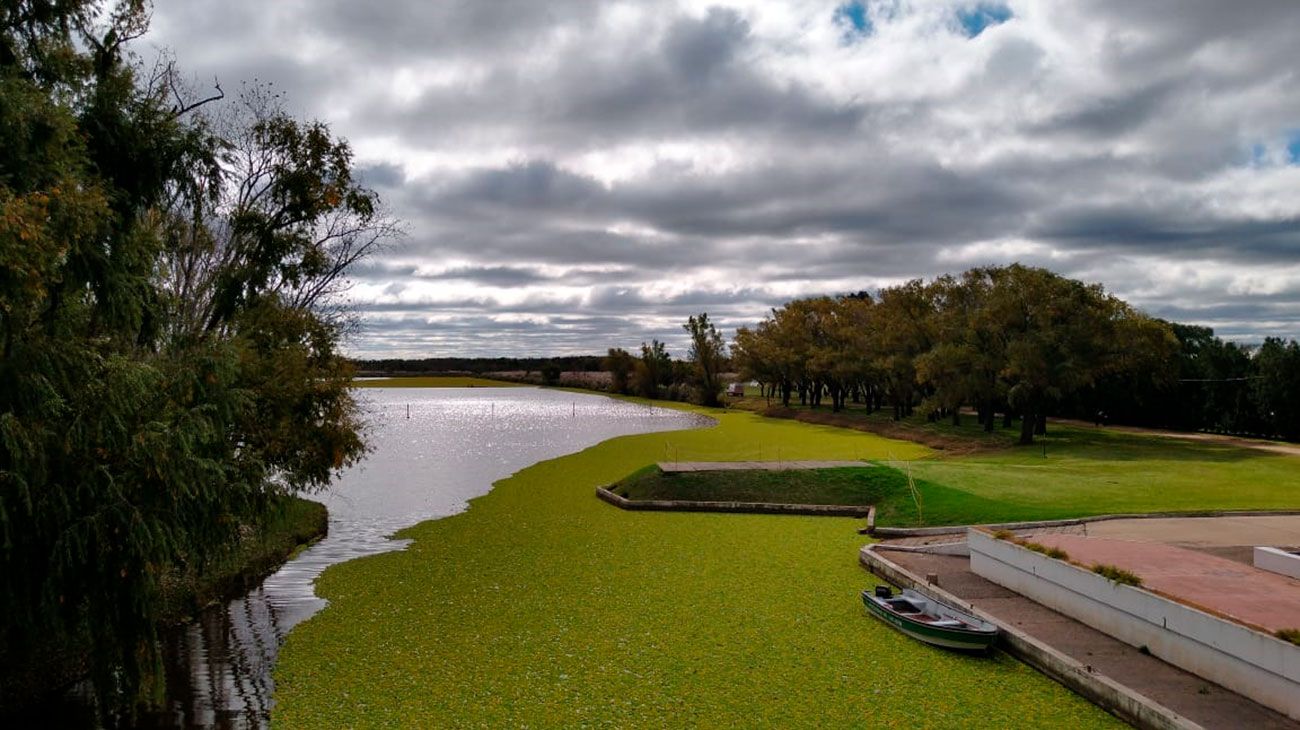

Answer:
[720,400,1300,526]
[353,376,523,388]
[614,464,939,524]
[613,424,1300,527]
[157,496,328,618]
[272,406,1118,728]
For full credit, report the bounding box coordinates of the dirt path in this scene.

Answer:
[1052,418,1300,458]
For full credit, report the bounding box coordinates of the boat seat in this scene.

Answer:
[929,619,964,628]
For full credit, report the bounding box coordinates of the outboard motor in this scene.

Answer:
[874,585,893,599]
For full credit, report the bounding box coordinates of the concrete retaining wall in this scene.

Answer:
[871,509,1300,539]
[860,545,1200,730]
[595,486,872,517]
[969,529,1300,720]
[1255,547,1300,580]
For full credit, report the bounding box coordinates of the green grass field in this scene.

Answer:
[271,407,1116,728]
[352,376,523,388]
[615,421,1300,527]
[902,425,1300,525]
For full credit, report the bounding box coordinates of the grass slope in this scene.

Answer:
[615,465,907,507]
[272,407,1115,728]
[907,426,1300,525]
[721,403,1300,526]
[353,376,523,388]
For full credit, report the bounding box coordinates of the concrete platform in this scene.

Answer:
[1028,534,1300,634]
[883,549,1299,729]
[657,460,868,473]
[1057,515,1300,550]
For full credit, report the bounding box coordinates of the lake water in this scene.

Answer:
[56,388,712,728]
[27,384,712,722]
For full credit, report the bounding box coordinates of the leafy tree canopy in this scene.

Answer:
[0,1,394,712]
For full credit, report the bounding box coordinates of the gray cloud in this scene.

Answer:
[147,0,1300,357]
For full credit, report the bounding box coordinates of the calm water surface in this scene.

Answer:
[72,388,711,728]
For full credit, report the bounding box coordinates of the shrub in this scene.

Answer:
[1016,540,1067,560]
[1092,564,1142,586]
[1276,628,1300,646]
[992,529,1014,541]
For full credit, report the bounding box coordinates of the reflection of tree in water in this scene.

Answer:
[147,587,287,729]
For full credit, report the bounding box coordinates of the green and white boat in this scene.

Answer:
[861,586,998,652]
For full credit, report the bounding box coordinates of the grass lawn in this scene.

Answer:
[271,407,1115,728]
[352,375,524,388]
[719,403,1300,526]
[614,421,1300,528]
[904,425,1300,525]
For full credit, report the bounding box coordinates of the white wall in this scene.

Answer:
[1255,547,1300,580]
[969,529,1300,721]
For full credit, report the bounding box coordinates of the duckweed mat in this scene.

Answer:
[272,406,1120,728]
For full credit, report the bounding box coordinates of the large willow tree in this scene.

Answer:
[0,1,390,711]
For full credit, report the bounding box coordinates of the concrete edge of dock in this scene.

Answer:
[860,543,1203,730]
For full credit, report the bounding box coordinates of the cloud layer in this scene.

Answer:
[148,0,1300,357]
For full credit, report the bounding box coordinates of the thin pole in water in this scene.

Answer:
[406,404,410,420]
[572,402,576,417]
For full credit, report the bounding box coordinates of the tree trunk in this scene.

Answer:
[1003,410,1014,428]
[1019,409,1036,445]
[951,409,961,427]
[1035,413,1047,435]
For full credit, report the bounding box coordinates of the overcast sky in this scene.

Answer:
[147,0,1300,358]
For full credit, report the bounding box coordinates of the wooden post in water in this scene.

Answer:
[406,403,410,419]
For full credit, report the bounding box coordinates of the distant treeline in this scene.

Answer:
[731,264,1300,444]
[1064,323,1300,440]
[353,356,605,376]
[360,266,1300,445]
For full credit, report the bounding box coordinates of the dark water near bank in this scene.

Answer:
[50,388,711,728]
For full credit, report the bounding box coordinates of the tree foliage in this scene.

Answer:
[683,313,726,407]
[733,265,1178,444]
[0,2,390,712]
[601,347,634,395]
[632,340,671,398]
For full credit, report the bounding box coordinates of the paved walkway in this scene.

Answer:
[1029,534,1300,633]
[884,550,1299,729]
[657,460,868,473]
[1049,515,1300,549]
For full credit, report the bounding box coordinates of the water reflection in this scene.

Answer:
[129,388,709,728]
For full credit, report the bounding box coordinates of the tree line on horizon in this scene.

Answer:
[729,264,1300,444]
[358,265,1300,444]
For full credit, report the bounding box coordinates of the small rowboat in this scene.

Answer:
[861,586,998,652]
